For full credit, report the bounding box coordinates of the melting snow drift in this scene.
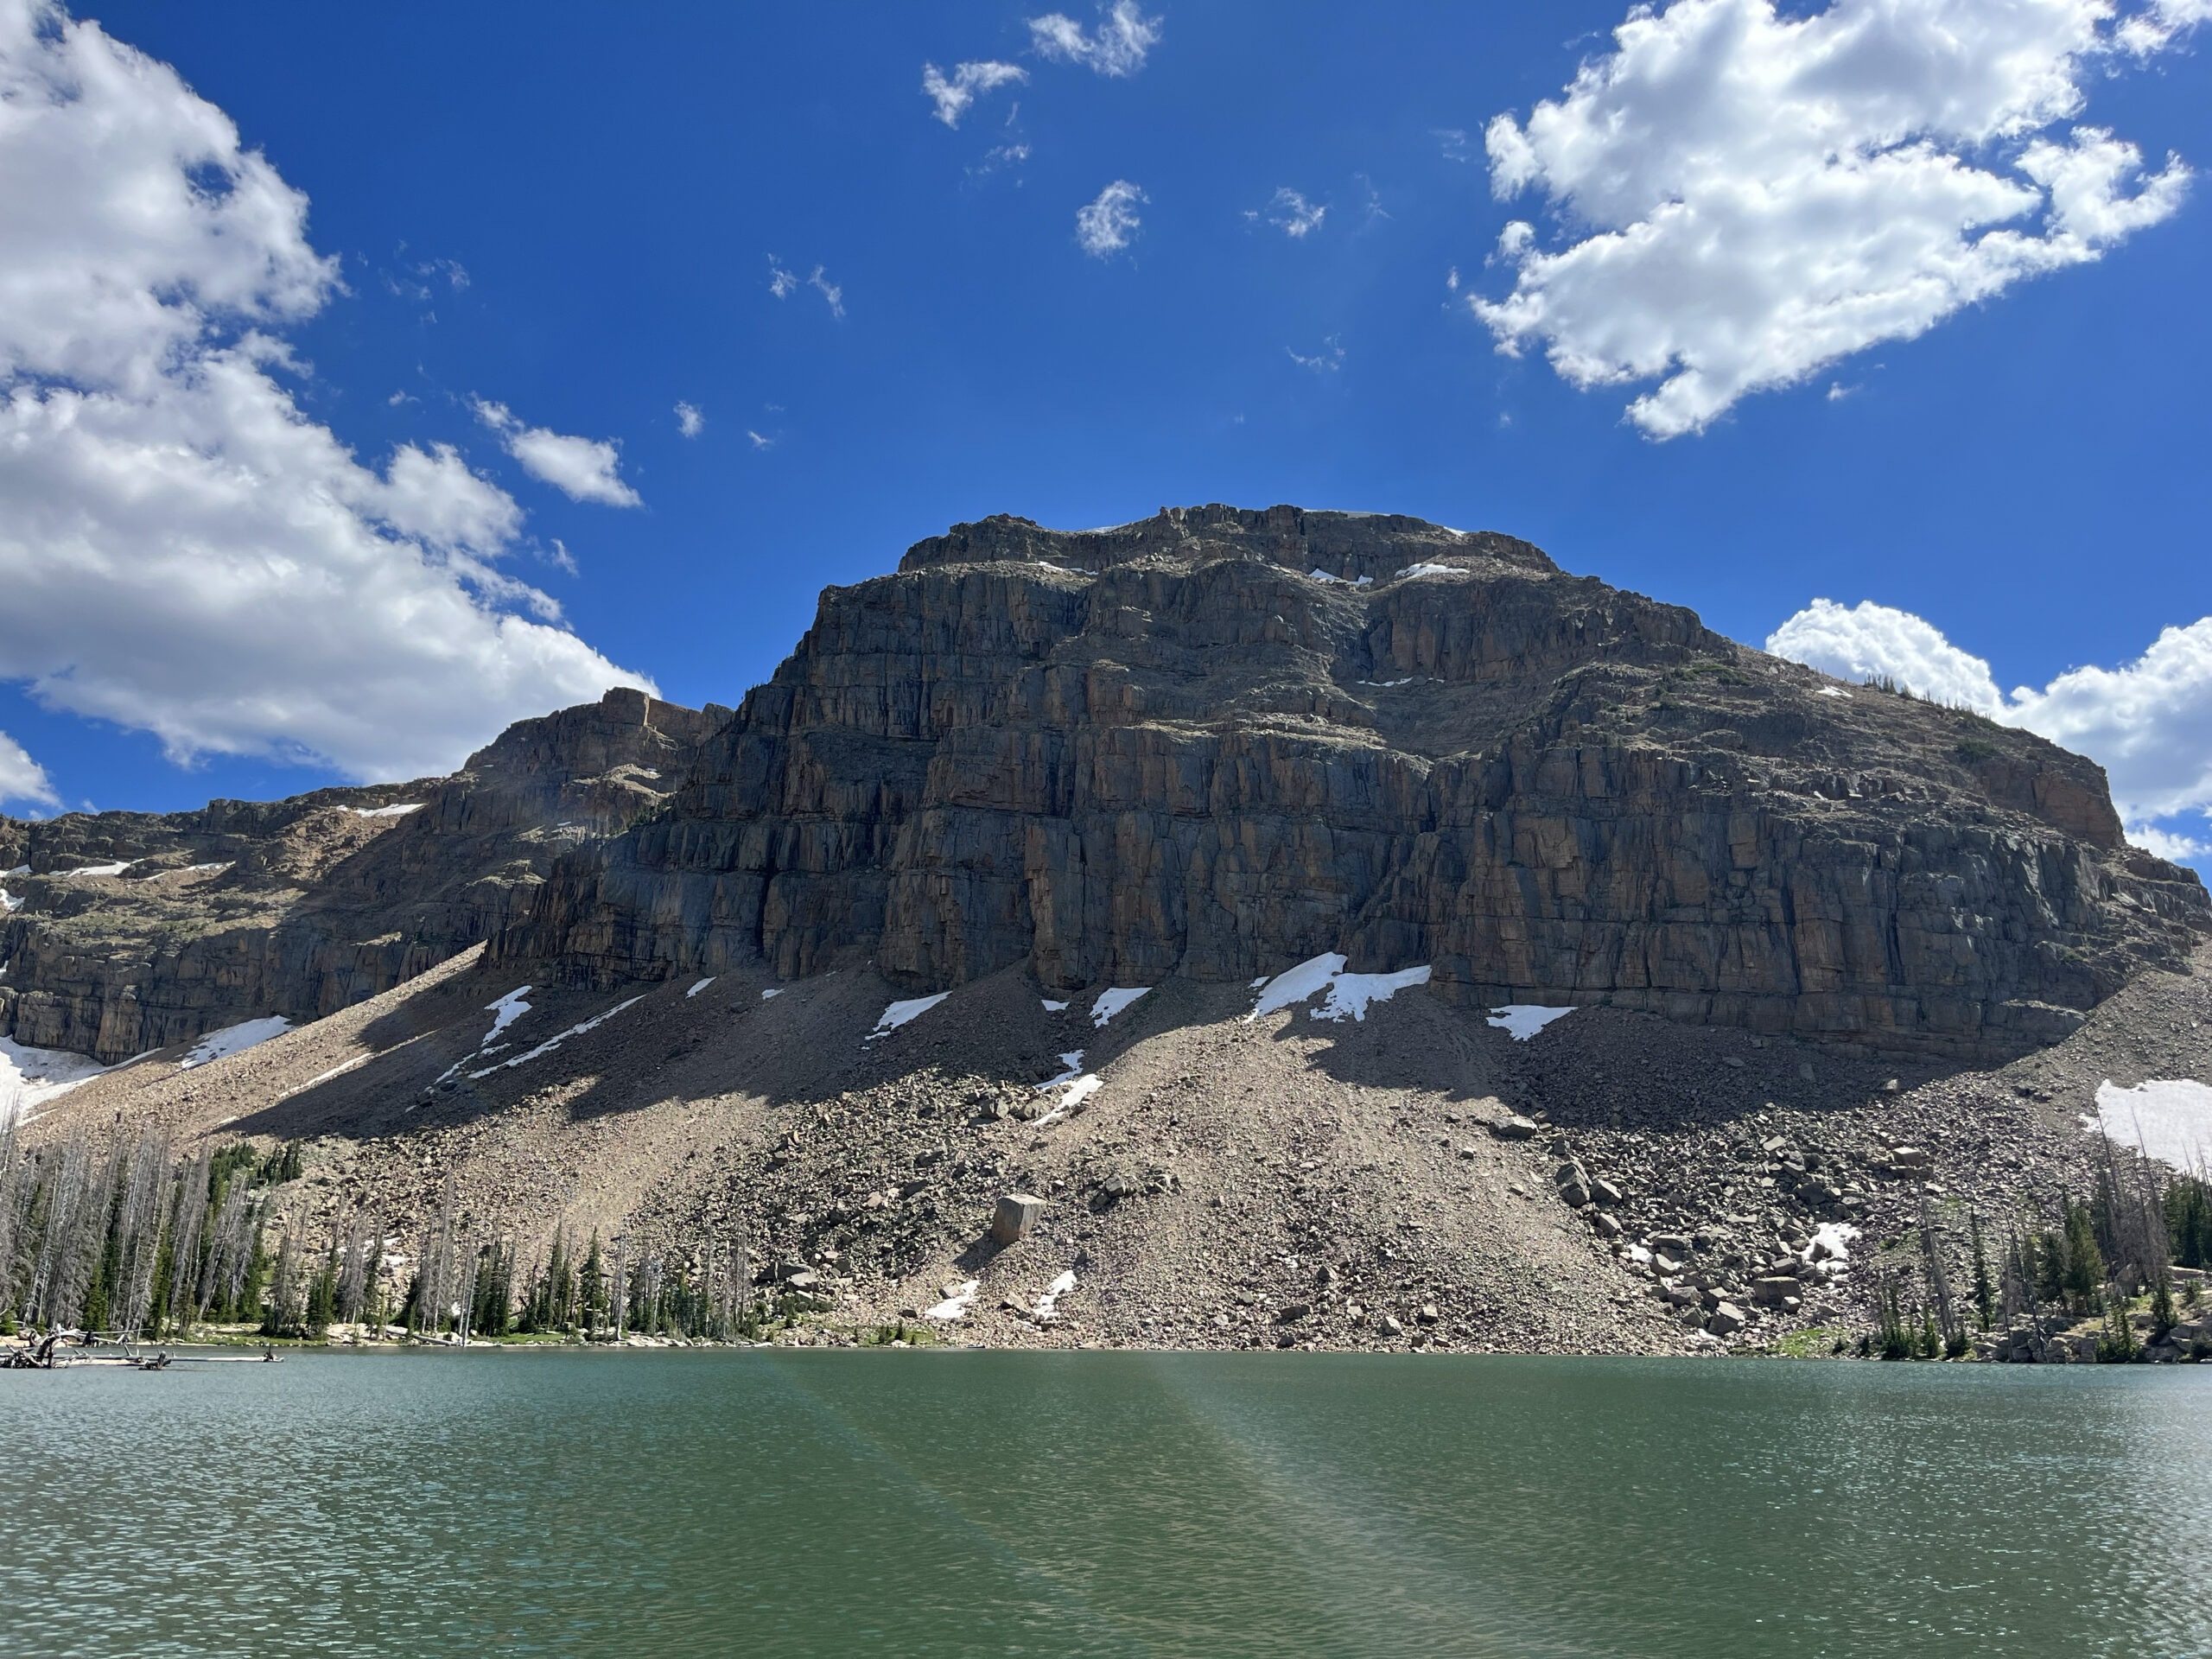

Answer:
[1248,954,1431,1023]
[923,1280,979,1321]
[179,1016,293,1070]
[1090,987,1150,1027]
[1487,1005,1575,1041]
[2,1037,111,1127]
[868,992,950,1040]
[2088,1078,2212,1170]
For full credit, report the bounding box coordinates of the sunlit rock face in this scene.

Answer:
[0,689,728,1062]
[507,505,2208,1064]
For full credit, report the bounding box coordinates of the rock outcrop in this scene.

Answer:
[509,505,2208,1062]
[0,689,727,1062]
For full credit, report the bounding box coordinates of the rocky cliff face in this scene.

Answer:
[508,505,2208,1062]
[0,689,727,1062]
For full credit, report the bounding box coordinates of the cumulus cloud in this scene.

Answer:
[1264,188,1326,238]
[1077,179,1146,257]
[674,401,704,438]
[1472,0,2199,438]
[1768,599,2212,835]
[0,0,650,782]
[921,59,1027,128]
[0,731,56,810]
[470,399,640,508]
[1028,2,1162,75]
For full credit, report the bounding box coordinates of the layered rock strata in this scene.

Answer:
[508,505,2208,1063]
[1,689,726,1061]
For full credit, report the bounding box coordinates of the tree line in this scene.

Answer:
[0,1117,776,1344]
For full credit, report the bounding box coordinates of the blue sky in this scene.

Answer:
[1,0,2208,863]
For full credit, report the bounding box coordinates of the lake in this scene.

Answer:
[3,1351,2207,1656]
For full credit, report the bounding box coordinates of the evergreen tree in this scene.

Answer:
[580,1232,605,1338]
[2149,1271,2176,1338]
[2062,1198,2107,1312]
[1967,1211,1996,1332]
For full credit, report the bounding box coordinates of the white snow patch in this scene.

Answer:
[484,988,533,1041]
[923,1280,980,1321]
[1033,1270,1077,1321]
[0,887,19,913]
[1305,568,1375,588]
[183,861,232,874]
[352,803,423,818]
[1395,563,1465,580]
[1487,1005,1576,1041]
[686,976,716,998]
[473,996,645,1077]
[59,860,132,879]
[180,1015,293,1070]
[296,1053,370,1091]
[1802,1222,1860,1280]
[3,865,26,876]
[1090,987,1151,1027]
[1816,686,1851,700]
[1,1036,111,1127]
[868,992,950,1040]
[2088,1078,2212,1171]
[1247,953,1432,1023]
[1033,1052,1103,1122]
[1041,999,1070,1012]
[760,987,783,1001]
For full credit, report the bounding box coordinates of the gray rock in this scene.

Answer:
[1492,1116,1541,1141]
[990,1192,1046,1244]
[1706,1302,1748,1336]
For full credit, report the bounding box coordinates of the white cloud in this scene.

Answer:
[471,398,640,508]
[0,1,649,783]
[1472,0,2199,438]
[2129,823,2208,862]
[674,400,704,438]
[1435,128,1471,162]
[1767,599,2212,830]
[1028,2,1162,75]
[747,429,774,449]
[1288,336,1344,372]
[809,265,845,318]
[1077,179,1146,257]
[767,257,799,299]
[0,731,56,809]
[921,60,1027,128]
[1265,188,1326,238]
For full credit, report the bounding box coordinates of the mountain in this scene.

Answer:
[513,505,2204,1063]
[4,507,2206,1357]
[1,689,725,1062]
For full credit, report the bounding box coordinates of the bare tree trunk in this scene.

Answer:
[1918,1195,1957,1340]
[166,1150,212,1334]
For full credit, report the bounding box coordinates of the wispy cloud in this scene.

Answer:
[747,429,775,450]
[922,60,1027,127]
[1077,179,1147,257]
[674,401,704,438]
[767,257,843,316]
[1265,188,1326,238]
[1288,336,1344,372]
[1027,2,1163,75]
[1433,128,1471,162]
[472,399,642,507]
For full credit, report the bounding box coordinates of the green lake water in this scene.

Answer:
[3,1350,2207,1657]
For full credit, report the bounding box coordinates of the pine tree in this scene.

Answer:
[1968,1211,1995,1332]
[580,1231,604,1338]
[2062,1198,2106,1313]
[2149,1271,2176,1338]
